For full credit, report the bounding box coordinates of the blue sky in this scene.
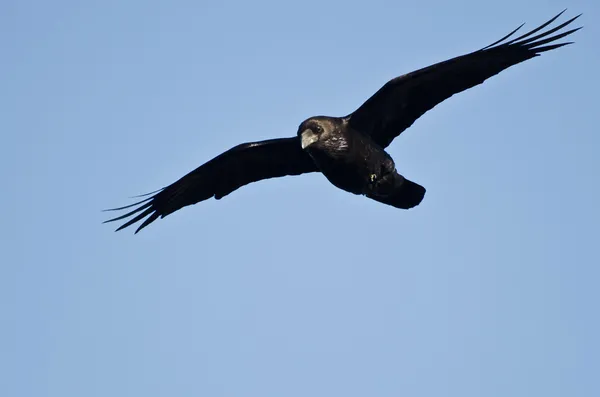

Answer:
[2,0,599,396]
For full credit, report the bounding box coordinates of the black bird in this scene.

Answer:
[104,10,581,233]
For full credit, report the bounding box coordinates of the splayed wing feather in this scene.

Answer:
[128,188,166,199]
[480,23,525,50]
[102,195,155,212]
[533,42,574,53]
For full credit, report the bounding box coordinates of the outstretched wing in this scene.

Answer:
[346,10,582,148]
[103,137,318,233]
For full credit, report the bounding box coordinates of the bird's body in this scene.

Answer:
[104,10,582,233]
[298,116,423,207]
[298,117,382,195]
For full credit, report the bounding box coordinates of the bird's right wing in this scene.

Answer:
[103,137,318,233]
[346,10,582,148]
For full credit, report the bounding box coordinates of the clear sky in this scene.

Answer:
[2,0,599,396]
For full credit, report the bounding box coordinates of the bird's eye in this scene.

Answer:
[315,125,323,133]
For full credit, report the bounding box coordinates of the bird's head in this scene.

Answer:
[297,116,340,150]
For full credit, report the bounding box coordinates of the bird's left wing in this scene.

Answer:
[103,137,318,233]
[345,10,582,148]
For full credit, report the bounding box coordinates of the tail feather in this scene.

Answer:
[367,176,426,210]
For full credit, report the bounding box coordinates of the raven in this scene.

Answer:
[104,10,581,233]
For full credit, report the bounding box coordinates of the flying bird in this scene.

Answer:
[104,10,581,233]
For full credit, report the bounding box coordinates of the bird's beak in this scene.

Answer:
[300,129,319,149]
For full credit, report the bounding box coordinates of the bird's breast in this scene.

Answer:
[307,139,392,196]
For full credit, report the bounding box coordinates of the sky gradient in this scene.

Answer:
[2,1,599,396]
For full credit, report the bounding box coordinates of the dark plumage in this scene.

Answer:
[104,10,581,233]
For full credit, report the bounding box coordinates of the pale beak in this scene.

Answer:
[300,129,319,149]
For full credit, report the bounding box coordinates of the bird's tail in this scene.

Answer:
[367,175,426,209]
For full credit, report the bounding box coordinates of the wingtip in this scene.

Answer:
[554,8,568,20]
[115,223,129,232]
[570,13,583,24]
